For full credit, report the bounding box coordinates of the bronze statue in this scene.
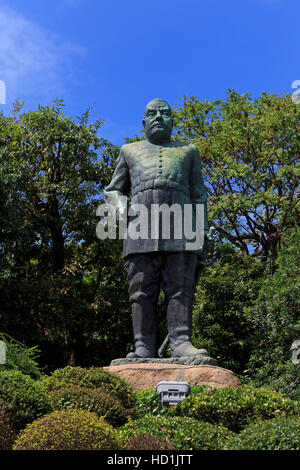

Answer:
[104,98,213,359]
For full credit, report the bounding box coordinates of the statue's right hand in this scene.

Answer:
[116,206,127,225]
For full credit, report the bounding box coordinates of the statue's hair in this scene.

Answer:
[144,98,171,116]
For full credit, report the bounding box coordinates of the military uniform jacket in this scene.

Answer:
[103,139,208,258]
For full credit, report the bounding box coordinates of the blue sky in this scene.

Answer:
[0,0,299,145]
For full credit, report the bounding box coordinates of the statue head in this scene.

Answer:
[143,98,173,144]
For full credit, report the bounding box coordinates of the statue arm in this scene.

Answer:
[103,148,130,217]
[190,145,209,237]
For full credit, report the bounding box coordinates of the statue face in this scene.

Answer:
[143,99,173,144]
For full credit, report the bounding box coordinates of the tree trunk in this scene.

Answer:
[48,194,64,273]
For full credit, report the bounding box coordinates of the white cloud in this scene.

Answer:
[0,5,84,106]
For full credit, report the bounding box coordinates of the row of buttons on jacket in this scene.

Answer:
[158,147,163,175]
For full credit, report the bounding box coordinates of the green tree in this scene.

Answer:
[0,101,26,328]
[244,229,300,398]
[172,91,300,263]
[192,245,265,372]
[0,101,131,369]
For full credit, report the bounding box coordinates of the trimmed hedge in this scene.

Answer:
[13,409,122,450]
[134,387,169,418]
[226,416,300,450]
[0,370,52,431]
[42,366,136,410]
[168,385,300,433]
[0,403,16,450]
[48,384,133,427]
[0,333,42,379]
[118,415,235,450]
[123,434,176,450]
[134,384,210,418]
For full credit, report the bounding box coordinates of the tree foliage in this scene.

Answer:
[0,101,131,369]
[192,244,265,372]
[0,91,299,375]
[172,91,300,262]
[244,229,300,398]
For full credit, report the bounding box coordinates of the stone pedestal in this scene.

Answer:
[110,356,218,367]
[104,362,241,391]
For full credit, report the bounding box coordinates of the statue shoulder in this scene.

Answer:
[170,139,187,147]
[188,143,201,158]
[171,140,199,155]
[121,140,147,152]
[188,143,199,153]
[170,140,196,149]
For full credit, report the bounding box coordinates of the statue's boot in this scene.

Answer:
[167,293,208,358]
[126,301,157,358]
[125,253,160,359]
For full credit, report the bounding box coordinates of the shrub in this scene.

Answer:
[168,385,300,433]
[244,230,300,397]
[0,403,16,450]
[118,415,234,450]
[0,333,42,379]
[48,385,133,427]
[134,384,210,418]
[192,252,265,373]
[13,409,122,450]
[42,366,136,410]
[244,361,300,401]
[226,417,300,450]
[134,387,168,418]
[123,434,176,450]
[0,370,52,431]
